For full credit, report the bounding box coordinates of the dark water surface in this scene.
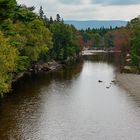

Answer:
[0,53,140,140]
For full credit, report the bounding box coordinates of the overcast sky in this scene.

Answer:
[17,0,140,21]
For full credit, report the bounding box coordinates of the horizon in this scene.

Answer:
[64,19,129,21]
[64,20,127,29]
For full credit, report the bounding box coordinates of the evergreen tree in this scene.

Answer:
[44,15,49,27]
[56,14,61,22]
[0,0,17,21]
[39,6,44,19]
[49,16,53,24]
[13,5,37,23]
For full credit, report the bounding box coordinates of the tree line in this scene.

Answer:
[0,0,82,94]
[80,17,140,70]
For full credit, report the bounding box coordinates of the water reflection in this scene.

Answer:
[0,53,140,140]
[83,52,122,71]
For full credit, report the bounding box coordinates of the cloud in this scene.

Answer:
[59,0,81,4]
[91,0,140,5]
[16,0,140,21]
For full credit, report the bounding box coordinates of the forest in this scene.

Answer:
[0,0,140,94]
[0,0,83,94]
[80,17,140,69]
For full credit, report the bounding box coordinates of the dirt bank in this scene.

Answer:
[116,73,140,98]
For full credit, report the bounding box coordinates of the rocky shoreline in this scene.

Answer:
[29,61,64,73]
[12,61,65,85]
[116,73,140,99]
[12,56,80,85]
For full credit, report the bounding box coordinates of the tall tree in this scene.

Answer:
[39,6,44,19]
[56,14,61,22]
[49,16,53,24]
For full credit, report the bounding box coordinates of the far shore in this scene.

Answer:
[116,73,140,99]
[82,50,121,55]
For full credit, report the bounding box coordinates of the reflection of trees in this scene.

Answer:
[1,53,123,139]
[83,52,119,63]
[54,60,84,82]
[83,52,122,71]
[0,59,84,139]
[12,59,84,95]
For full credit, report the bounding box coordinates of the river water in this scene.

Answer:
[0,53,140,140]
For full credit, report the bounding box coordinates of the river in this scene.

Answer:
[0,52,140,140]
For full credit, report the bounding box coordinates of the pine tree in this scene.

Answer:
[39,6,44,19]
[56,14,61,22]
[49,16,53,24]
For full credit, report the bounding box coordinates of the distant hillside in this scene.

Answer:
[64,20,128,29]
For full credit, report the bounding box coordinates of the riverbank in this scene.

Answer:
[12,61,65,83]
[11,58,80,89]
[0,56,81,97]
[0,61,64,97]
[116,73,140,98]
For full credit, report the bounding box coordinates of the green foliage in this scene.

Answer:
[0,0,17,20]
[91,33,101,47]
[82,32,91,43]
[49,16,53,24]
[39,6,44,19]
[16,56,29,73]
[23,19,52,61]
[0,31,18,93]
[56,14,61,22]
[130,21,140,68]
[80,27,113,49]
[50,22,80,60]
[14,5,37,23]
[0,3,81,94]
[9,19,53,62]
[104,32,114,48]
